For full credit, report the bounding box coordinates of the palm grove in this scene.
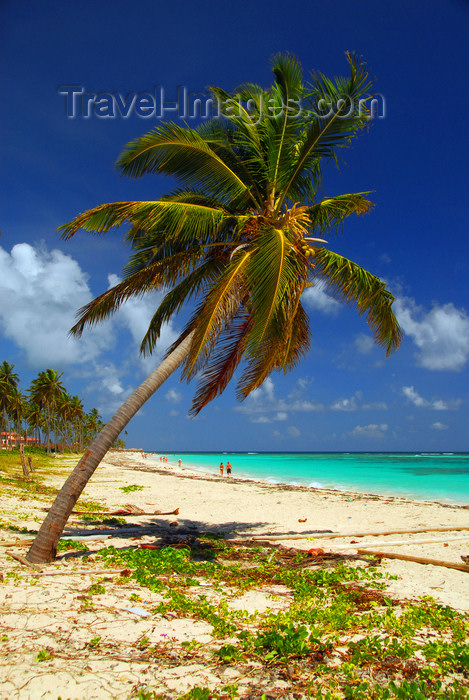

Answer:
[0,361,106,453]
[27,54,401,563]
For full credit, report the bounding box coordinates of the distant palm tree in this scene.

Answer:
[26,401,44,446]
[0,361,19,449]
[27,53,401,563]
[8,388,26,447]
[68,395,85,450]
[83,407,103,446]
[29,369,66,453]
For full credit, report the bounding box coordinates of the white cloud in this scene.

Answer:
[0,242,185,417]
[431,422,448,430]
[303,284,341,315]
[236,377,323,422]
[331,395,359,411]
[0,242,114,367]
[331,391,387,412]
[351,423,388,438]
[354,334,375,355]
[402,386,427,407]
[252,411,288,424]
[165,388,183,404]
[395,297,469,371]
[249,377,275,403]
[288,426,301,437]
[402,386,462,410]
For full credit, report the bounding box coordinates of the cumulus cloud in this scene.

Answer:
[402,386,462,410]
[303,284,341,315]
[331,391,387,412]
[288,426,301,437]
[351,423,388,438]
[354,334,375,355]
[431,422,448,430]
[165,388,183,404]
[0,242,184,416]
[252,411,288,424]
[395,297,469,371]
[236,377,324,422]
[0,242,114,367]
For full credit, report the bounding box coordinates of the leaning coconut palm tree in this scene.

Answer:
[27,53,401,563]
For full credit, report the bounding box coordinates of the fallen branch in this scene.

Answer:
[358,549,469,573]
[44,506,180,517]
[328,534,469,550]
[6,550,42,572]
[248,526,469,541]
[31,568,132,577]
[0,539,35,547]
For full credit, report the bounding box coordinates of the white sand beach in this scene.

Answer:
[1,449,468,699]
[83,450,469,611]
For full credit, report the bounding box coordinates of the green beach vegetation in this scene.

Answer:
[27,53,402,563]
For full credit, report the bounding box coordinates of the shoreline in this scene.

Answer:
[102,450,469,612]
[146,453,469,509]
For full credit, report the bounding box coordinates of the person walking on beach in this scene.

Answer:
[219,462,224,476]
[226,461,232,477]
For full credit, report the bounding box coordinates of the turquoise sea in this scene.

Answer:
[153,452,469,505]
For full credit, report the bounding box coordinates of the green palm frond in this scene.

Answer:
[189,314,251,416]
[269,53,304,195]
[70,246,208,337]
[195,118,266,206]
[307,192,374,233]
[312,248,402,355]
[276,54,373,210]
[244,226,306,353]
[59,198,234,243]
[237,296,310,399]
[116,122,257,207]
[140,258,222,356]
[184,250,252,378]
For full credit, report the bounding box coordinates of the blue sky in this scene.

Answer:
[1,0,468,452]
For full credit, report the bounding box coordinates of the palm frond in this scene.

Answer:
[269,53,304,195]
[70,246,208,337]
[59,198,234,242]
[184,250,252,378]
[307,193,374,234]
[196,114,266,206]
[244,226,305,353]
[116,122,256,206]
[276,55,373,210]
[189,314,251,415]
[312,248,402,355]
[140,258,222,356]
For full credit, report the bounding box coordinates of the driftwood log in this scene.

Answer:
[248,526,469,541]
[358,548,469,573]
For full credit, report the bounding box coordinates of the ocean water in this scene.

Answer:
[153,452,469,505]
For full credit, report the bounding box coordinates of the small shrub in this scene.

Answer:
[120,484,144,493]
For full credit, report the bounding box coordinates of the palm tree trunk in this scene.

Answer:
[27,333,193,564]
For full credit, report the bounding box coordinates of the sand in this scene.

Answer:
[1,449,468,699]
